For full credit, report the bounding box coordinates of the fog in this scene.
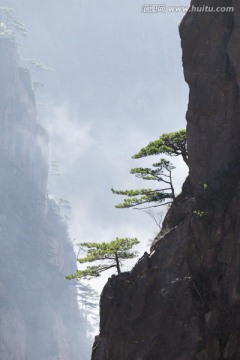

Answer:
[0,0,190,357]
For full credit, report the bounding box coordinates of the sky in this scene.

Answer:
[1,0,190,292]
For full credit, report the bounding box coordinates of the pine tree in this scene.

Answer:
[66,237,140,280]
[0,7,28,39]
[133,129,188,166]
[111,130,187,210]
[112,159,175,209]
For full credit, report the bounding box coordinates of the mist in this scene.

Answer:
[0,0,190,358]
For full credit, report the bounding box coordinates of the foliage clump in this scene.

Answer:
[133,129,188,165]
[112,159,175,209]
[0,7,28,39]
[66,237,140,279]
[112,130,187,210]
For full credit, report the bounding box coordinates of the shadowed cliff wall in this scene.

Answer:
[92,1,240,359]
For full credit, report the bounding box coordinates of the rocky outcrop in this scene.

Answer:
[92,1,240,359]
[0,38,91,359]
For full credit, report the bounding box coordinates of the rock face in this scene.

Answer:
[0,38,91,360]
[92,2,240,359]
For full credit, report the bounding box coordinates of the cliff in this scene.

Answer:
[92,2,240,359]
[0,38,91,359]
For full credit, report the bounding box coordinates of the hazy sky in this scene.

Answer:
[1,0,190,291]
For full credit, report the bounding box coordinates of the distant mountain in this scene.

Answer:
[0,37,91,360]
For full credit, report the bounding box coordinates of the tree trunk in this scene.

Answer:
[169,170,175,200]
[115,252,121,274]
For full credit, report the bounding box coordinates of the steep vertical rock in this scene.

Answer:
[92,1,240,359]
[181,0,239,201]
[0,38,91,359]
